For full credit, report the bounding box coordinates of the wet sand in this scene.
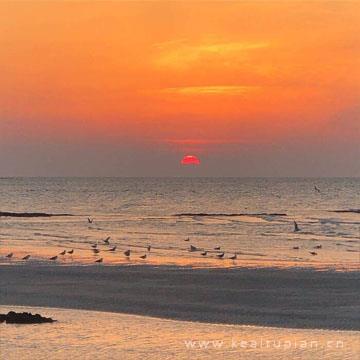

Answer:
[0,265,359,330]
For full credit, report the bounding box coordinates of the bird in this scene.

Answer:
[190,245,197,252]
[95,258,103,263]
[92,248,100,254]
[67,249,74,254]
[309,251,317,256]
[109,246,116,252]
[314,185,321,193]
[216,252,225,258]
[22,254,30,260]
[314,245,322,249]
[6,253,13,258]
[140,254,147,259]
[50,255,58,261]
[103,237,110,245]
[91,244,97,249]
[147,245,151,252]
[214,246,221,250]
[184,237,190,242]
[229,254,237,260]
[124,249,131,257]
[294,221,300,232]
[88,217,93,224]
[293,246,300,250]
[201,251,207,256]
[59,250,66,255]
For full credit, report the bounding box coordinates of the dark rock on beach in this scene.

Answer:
[0,311,56,324]
[0,211,72,217]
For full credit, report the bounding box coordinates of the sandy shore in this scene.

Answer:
[0,265,359,330]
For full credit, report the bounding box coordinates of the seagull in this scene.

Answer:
[184,237,190,242]
[309,251,317,256]
[50,255,58,261]
[103,237,110,245]
[95,258,103,263]
[214,246,221,250]
[314,185,321,193]
[147,245,151,252]
[293,246,300,250]
[59,250,66,255]
[6,253,13,258]
[22,254,30,260]
[92,248,100,254]
[140,254,147,259]
[216,252,225,259]
[229,254,237,260]
[124,249,131,257]
[201,251,207,256]
[67,249,74,254]
[190,245,197,252]
[109,246,117,252]
[294,221,300,232]
[314,245,322,249]
[91,244,97,249]
[88,217,93,224]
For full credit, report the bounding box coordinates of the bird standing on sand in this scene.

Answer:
[95,258,103,263]
[109,246,116,252]
[190,245,197,252]
[59,250,66,255]
[140,254,147,259]
[124,249,131,257]
[184,237,190,242]
[314,245,322,249]
[294,221,300,232]
[201,251,207,256]
[103,237,110,245]
[216,252,225,258]
[293,246,300,250]
[67,249,74,254]
[92,248,100,254]
[309,251,317,256]
[229,254,237,260]
[214,246,221,250]
[91,244,97,249]
[22,254,30,260]
[147,245,151,252]
[6,253,13,258]
[314,185,321,193]
[88,217,93,224]
[50,255,58,261]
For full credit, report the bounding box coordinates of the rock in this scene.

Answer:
[0,311,56,324]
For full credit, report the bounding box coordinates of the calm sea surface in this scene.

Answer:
[0,177,359,270]
[0,305,358,360]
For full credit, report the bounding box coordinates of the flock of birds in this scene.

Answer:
[4,217,322,264]
[4,185,325,264]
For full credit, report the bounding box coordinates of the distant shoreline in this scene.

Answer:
[1,265,359,331]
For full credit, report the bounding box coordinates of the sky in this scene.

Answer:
[0,1,359,177]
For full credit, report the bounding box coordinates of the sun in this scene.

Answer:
[181,155,200,165]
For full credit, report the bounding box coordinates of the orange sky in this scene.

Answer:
[0,1,359,176]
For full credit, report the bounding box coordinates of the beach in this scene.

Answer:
[1,265,359,330]
[1,178,359,358]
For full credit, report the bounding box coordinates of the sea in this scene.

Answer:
[1,305,358,360]
[0,177,359,270]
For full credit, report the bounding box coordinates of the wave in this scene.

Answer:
[0,211,72,218]
[174,212,287,217]
[330,209,360,214]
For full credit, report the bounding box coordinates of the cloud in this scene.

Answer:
[161,85,259,95]
[153,40,269,69]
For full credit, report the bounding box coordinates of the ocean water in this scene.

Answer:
[0,177,359,270]
[1,305,359,360]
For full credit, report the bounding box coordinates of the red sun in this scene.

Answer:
[181,155,201,165]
